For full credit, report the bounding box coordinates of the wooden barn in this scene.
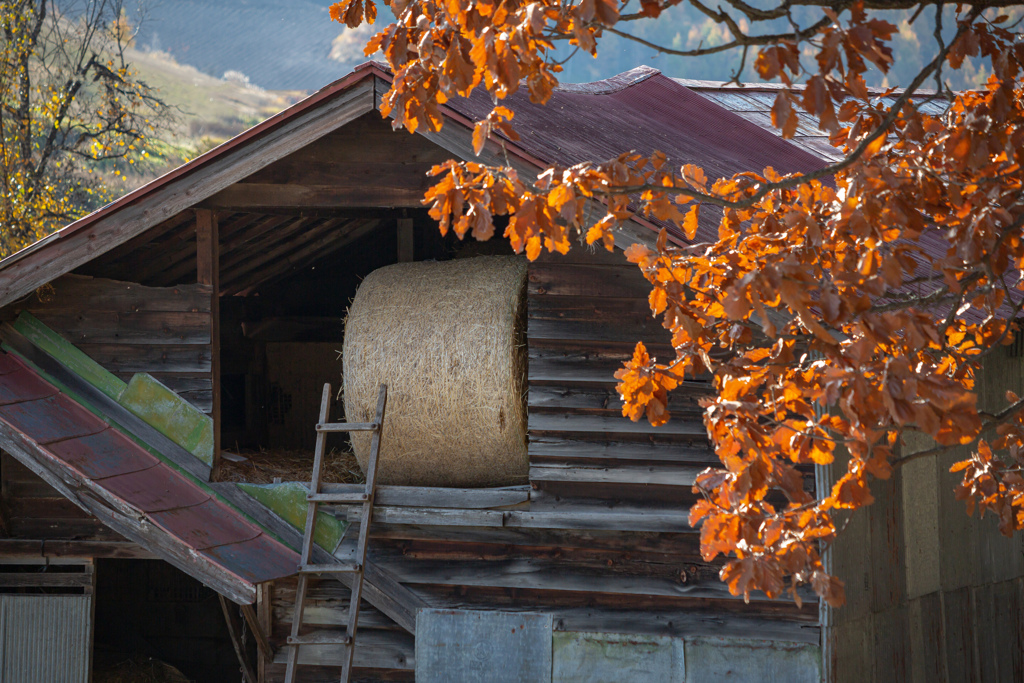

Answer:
[0,62,1019,683]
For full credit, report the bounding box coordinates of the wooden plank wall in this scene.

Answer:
[526,245,715,504]
[19,274,214,413]
[0,453,123,542]
[829,344,1024,683]
[264,524,817,683]
[213,112,454,211]
[256,244,822,682]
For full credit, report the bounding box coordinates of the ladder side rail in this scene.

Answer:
[284,383,334,683]
[340,383,387,682]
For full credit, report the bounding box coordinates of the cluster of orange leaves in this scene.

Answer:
[330,0,1024,607]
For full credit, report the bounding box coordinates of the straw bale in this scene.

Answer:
[343,256,528,487]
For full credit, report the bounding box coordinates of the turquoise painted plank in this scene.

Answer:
[236,482,347,552]
[12,312,126,401]
[118,374,214,465]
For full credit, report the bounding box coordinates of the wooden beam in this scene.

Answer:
[0,539,156,560]
[217,216,309,279]
[236,219,382,296]
[220,595,259,683]
[147,213,268,287]
[94,211,196,268]
[0,419,253,603]
[241,601,275,663]
[0,572,94,588]
[202,182,429,210]
[397,217,414,262]
[257,582,274,682]
[226,218,371,295]
[218,217,338,294]
[196,209,222,480]
[318,483,530,509]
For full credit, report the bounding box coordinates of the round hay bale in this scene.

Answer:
[343,256,528,487]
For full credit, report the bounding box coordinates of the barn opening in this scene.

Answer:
[65,112,516,487]
[92,559,239,683]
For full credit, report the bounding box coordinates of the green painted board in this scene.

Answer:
[237,482,347,552]
[118,373,214,466]
[13,312,127,401]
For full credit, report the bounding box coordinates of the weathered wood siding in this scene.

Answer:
[264,499,819,682]
[526,246,715,504]
[18,274,214,413]
[828,345,1024,683]
[0,453,122,542]
[212,112,454,211]
[260,245,821,682]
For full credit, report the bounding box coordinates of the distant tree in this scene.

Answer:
[329,0,1023,608]
[0,0,168,257]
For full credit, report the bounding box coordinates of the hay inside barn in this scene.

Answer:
[343,255,528,487]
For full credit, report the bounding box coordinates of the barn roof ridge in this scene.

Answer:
[0,62,834,309]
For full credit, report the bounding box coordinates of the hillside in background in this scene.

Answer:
[103,47,305,196]
[129,0,1003,93]
[104,0,1010,199]
[132,0,354,91]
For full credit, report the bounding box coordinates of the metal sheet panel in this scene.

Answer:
[684,636,820,683]
[0,595,92,683]
[416,609,553,683]
[553,631,684,683]
[447,68,830,245]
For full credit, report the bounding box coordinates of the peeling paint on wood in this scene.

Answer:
[13,312,126,401]
[237,482,347,552]
[118,373,214,464]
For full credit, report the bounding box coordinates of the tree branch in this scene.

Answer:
[893,396,1024,468]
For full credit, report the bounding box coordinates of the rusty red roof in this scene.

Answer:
[0,351,300,599]
[444,65,830,243]
[0,62,835,280]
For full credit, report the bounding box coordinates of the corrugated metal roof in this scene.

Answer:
[0,63,834,279]
[444,65,829,243]
[0,351,300,595]
[678,78,951,163]
[0,62,954,289]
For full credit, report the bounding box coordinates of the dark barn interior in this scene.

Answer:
[71,113,513,457]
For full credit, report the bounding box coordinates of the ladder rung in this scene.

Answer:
[287,630,351,646]
[307,492,368,504]
[299,562,361,574]
[316,422,378,432]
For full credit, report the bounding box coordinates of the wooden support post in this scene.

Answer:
[196,209,221,480]
[242,600,274,664]
[397,217,414,262]
[256,582,274,682]
[220,594,258,683]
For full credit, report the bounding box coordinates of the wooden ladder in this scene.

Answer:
[284,382,387,683]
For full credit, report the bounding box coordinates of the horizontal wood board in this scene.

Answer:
[18,274,214,414]
[525,250,716,503]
